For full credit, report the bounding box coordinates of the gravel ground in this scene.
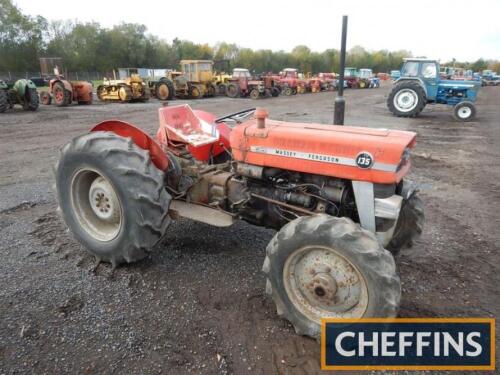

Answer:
[0,84,499,375]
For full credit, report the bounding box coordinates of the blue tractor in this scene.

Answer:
[387,58,481,122]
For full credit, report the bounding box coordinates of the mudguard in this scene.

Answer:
[50,79,73,93]
[91,120,169,171]
[13,79,37,96]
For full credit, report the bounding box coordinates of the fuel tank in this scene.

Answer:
[230,117,417,184]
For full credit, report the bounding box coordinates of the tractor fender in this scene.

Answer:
[394,77,427,96]
[91,120,169,171]
[13,79,37,96]
[51,79,73,94]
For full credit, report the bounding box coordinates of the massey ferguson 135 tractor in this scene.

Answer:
[388,58,481,122]
[55,105,424,338]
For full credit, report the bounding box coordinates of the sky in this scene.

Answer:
[14,0,500,62]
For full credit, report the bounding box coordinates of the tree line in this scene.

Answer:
[1,0,498,75]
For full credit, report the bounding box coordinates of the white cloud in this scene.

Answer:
[15,0,500,61]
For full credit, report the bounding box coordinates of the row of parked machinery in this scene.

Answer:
[93,61,382,103]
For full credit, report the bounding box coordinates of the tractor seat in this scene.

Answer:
[158,104,219,147]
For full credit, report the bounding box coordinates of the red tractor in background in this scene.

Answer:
[39,66,93,106]
[55,104,424,339]
[225,68,270,99]
[318,72,337,91]
[276,68,300,95]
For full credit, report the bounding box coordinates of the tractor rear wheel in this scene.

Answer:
[23,88,39,111]
[263,215,400,339]
[282,87,293,96]
[226,83,240,98]
[0,90,8,113]
[387,194,424,255]
[55,132,172,266]
[53,82,71,107]
[387,81,426,117]
[453,101,476,122]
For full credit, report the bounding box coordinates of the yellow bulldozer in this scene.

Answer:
[96,72,150,102]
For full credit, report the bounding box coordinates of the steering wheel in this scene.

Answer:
[215,108,256,124]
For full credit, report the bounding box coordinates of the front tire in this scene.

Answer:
[55,132,172,266]
[453,101,476,122]
[263,215,401,339]
[387,81,426,117]
[387,194,424,254]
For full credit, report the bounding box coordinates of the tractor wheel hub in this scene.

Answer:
[394,89,418,112]
[283,246,368,321]
[89,177,120,222]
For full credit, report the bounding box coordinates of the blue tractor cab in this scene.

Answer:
[387,58,481,122]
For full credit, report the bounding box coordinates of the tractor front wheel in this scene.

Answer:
[0,90,8,113]
[271,87,280,97]
[263,215,400,339]
[40,91,52,105]
[453,101,476,122]
[55,132,172,267]
[249,89,260,100]
[387,193,424,255]
[282,87,293,96]
[387,81,426,117]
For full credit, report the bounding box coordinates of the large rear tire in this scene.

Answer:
[263,215,400,339]
[23,88,39,111]
[226,83,240,98]
[387,194,424,255]
[0,90,8,113]
[387,81,426,117]
[53,82,71,107]
[55,132,172,266]
[156,81,172,101]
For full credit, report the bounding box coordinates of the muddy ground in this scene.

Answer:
[0,84,499,375]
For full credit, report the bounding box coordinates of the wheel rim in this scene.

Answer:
[283,245,369,322]
[71,169,122,242]
[457,106,472,119]
[394,89,418,112]
[192,87,200,97]
[54,87,64,103]
[158,84,169,99]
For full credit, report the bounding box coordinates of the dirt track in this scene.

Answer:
[1,84,499,374]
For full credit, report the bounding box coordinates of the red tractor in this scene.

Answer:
[225,68,270,99]
[55,105,424,338]
[40,76,93,106]
[276,68,301,95]
[318,72,337,91]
